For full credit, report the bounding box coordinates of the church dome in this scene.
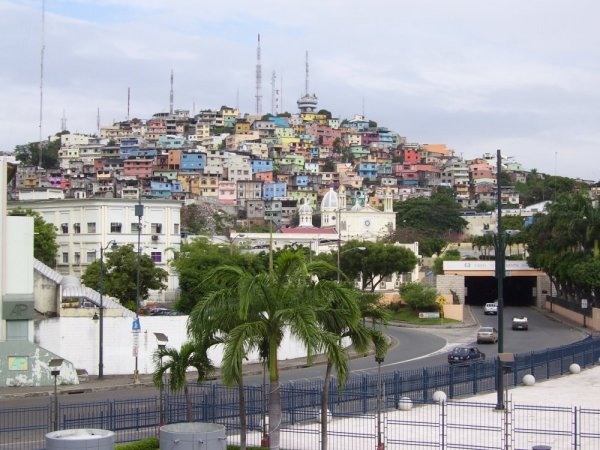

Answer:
[321,188,339,210]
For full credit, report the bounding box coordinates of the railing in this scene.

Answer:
[1,336,599,449]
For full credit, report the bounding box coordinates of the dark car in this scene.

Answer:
[448,347,486,364]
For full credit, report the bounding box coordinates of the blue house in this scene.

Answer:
[252,159,273,174]
[180,152,206,171]
[263,182,287,200]
[358,162,378,180]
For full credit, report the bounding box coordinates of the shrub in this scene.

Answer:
[115,438,159,450]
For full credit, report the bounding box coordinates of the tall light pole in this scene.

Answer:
[49,358,63,431]
[98,240,118,379]
[154,332,168,426]
[375,354,385,450]
[494,148,505,410]
[134,196,144,384]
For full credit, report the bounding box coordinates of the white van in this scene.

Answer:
[483,302,498,315]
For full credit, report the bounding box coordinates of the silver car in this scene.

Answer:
[477,326,498,344]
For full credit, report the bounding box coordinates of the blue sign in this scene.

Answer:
[132,318,141,331]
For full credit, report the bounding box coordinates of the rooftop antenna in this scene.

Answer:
[271,70,277,115]
[305,50,309,95]
[280,72,283,114]
[61,110,67,132]
[96,107,100,134]
[255,34,262,115]
[169,69,174,115]
[192,98,195,116]
[38,0,46,167]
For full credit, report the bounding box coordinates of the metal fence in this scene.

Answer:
[1,335,600,449]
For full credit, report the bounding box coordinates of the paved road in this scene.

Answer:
[0,306,588,409]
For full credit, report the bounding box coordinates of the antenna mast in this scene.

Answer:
[271,71,279,115]
[255,34,262,115]
[305,51,309,95]
[170,70,174,114]
[61,110,67,132]
[38,0,46,167]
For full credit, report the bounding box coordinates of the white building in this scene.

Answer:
[8,198,182,302]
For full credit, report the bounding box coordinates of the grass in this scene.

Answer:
[386,306,458,325]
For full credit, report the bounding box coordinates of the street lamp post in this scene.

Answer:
[375,354,385,450]
[134,197,144,384]
[98,240,118,379]
[154,332,168,426]
[49,358,63,431]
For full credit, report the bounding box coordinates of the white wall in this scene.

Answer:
[36,316,310,376]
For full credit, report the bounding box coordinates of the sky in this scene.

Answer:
[1,0,599,182]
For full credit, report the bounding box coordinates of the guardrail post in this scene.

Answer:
[449,365,454,399]
[473,362,478,395]
[362,374,369,414]
[393,372,400,407]
[422,368,429,402]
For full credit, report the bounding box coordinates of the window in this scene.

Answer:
[74,223,81,234]
[87,222,96,233]
[110,222,122,233]
[74,252,80,264]
[62,252,69,264]
[150,251,162,263]
[131,222,141,233]
[6,320,28,341]
[151,223,162,234]
[174,224,180,234]
[87,251,96,263]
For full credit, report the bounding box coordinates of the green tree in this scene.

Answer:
[81,244,168,311]
[525,192,600,303]
[340,241,418,291]
[170,238,266,313]
[189,251,350,450]
[316,288,388,450]
[152,341,213,422]
[393,191,467,236]
[432,249,461,275]
[13,132,65,168]
[400,282,439,311]
[8,208,58,267]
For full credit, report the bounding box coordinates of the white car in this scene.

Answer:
[483,302,498,315]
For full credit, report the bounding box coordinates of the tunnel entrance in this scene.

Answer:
[465,276,537,306]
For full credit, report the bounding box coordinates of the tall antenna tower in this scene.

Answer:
[38,0,46,168]
[169,69,174,114]
[255,34,262,115]
[61,110,67,132]
[271,71,280,115]
[305,51,309,95]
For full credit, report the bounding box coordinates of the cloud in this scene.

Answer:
[1,0,599,181]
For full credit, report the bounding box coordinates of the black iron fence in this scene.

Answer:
[1,335,599,449]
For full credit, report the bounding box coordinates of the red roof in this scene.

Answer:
[280,227,336,234]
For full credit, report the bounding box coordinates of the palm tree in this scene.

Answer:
[316,287,389,450]
[188,289,262,450]
[190,251,347,450]
[152,341,214,423]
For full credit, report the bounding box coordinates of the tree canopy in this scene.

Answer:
[170,238,266,313]
[81,244,168,311]
[338,240,418,291]
[13,131,67,169]
[8,208,58,267]
[525,191,600,304]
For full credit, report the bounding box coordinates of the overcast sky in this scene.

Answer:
[1,0,599,181]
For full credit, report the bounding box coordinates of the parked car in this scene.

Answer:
[483,302,498,315]
[448,347,486,364]
[512,316,529,330]
[477,326,498,344]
